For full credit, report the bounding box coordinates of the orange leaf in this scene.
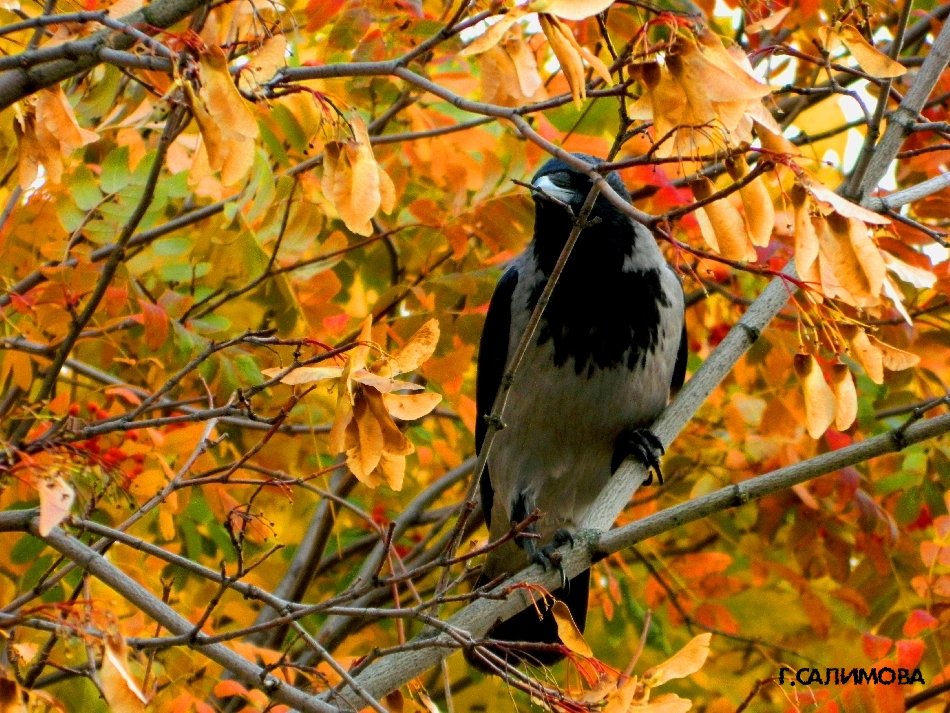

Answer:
[845,327,884,384]
[867,335,920,371]
[540,14,593,107]
[366,390,414,457]
[321,116,392,236]
[378,452,407,492]
[794,354,835,438]
[187,46,259,186]
[552,600,593,657]
[459,11,526,56]
[831,362,857,431]
[838,25,906,79]
[391,319,441,375]
[746,7,791,32]
[382,392,443,420]
[691,178,757,261]
[262,365,344,385]
[643,633,712,687]
[347,397,384,484]
[727,158,773,247]
[792,186,821,286]
[101,632,148,712]
[800,175,889,225]
[38,475,75,536]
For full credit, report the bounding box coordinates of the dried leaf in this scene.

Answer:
[383,392,443,420]
[643,633,712,687]
[322,116,388,235]
[831,362,857,431]
[392,319,440,374]
[101,632,148,712]
[347,397,384,484]
[261,365,343,385]
[691,178,757,261]
[846,327,884,384]
[459,11,526,56]
[539,13,591,106]
[552,601,593,657]
[838,25,906,78]
[378,452,406,492]
[38,475,75,536]
[867,335,920,371]
[366,390,414,457]
[238,35,288,94]
[794,353,835,438]
[800,175,889,225]
[188,46,259,186]
[746,7,791,33]
[792,187,821,287]
[727,158,773,247]
[351,371,426,393]
[821,214,886,305]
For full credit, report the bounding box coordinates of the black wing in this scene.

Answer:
[671,323,688,394]
[475,266,518,528]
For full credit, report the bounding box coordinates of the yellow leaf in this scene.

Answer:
[366,390,414,457]
[459,11,527,56]
[392,319,441,374]
[867,335,920,371]
[328,390,355,454]
[350,315,375,374]
[838,25,906,79]
[38,475,75,536]
[691,178,757,261]
[351,371,426,393]
[800,175,889,225]
[539,13,589,107]
[321,116,387,236]
[794,354,835,438]
[845,326,884,384]
[187,46,259,186]
[378,452,406,492]
[552,601,593,657]
[746,7,791,33]
[379,165,396,214]
[382,392,443,420]
[792,186,821,286]
[238,35,288,94]
[821,214,885,305]
[101,632,148,712]
[538,0,616,21]
[643,633,712,688]
[727,158,773,247]
[347,397,384,484]
[262,365,343,385]
[831,362,857,431]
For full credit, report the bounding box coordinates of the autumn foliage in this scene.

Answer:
[0,0,948,711]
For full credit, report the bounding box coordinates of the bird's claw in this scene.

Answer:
[614,428,665,485]
[528,529,575,588]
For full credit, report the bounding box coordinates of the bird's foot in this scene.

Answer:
[613,428,665,485]
[527,529,574,588]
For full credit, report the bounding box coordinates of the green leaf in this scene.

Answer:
[153,237,192,257]
[101,146,131,194]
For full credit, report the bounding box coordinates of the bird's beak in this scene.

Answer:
[532,174,576,204]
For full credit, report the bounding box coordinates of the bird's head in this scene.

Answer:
[530,154,630,218]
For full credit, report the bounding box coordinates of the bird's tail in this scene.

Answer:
[467,568,590,669]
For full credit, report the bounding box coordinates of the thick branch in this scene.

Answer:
[0,0,207,109]
[328,412,950,706]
